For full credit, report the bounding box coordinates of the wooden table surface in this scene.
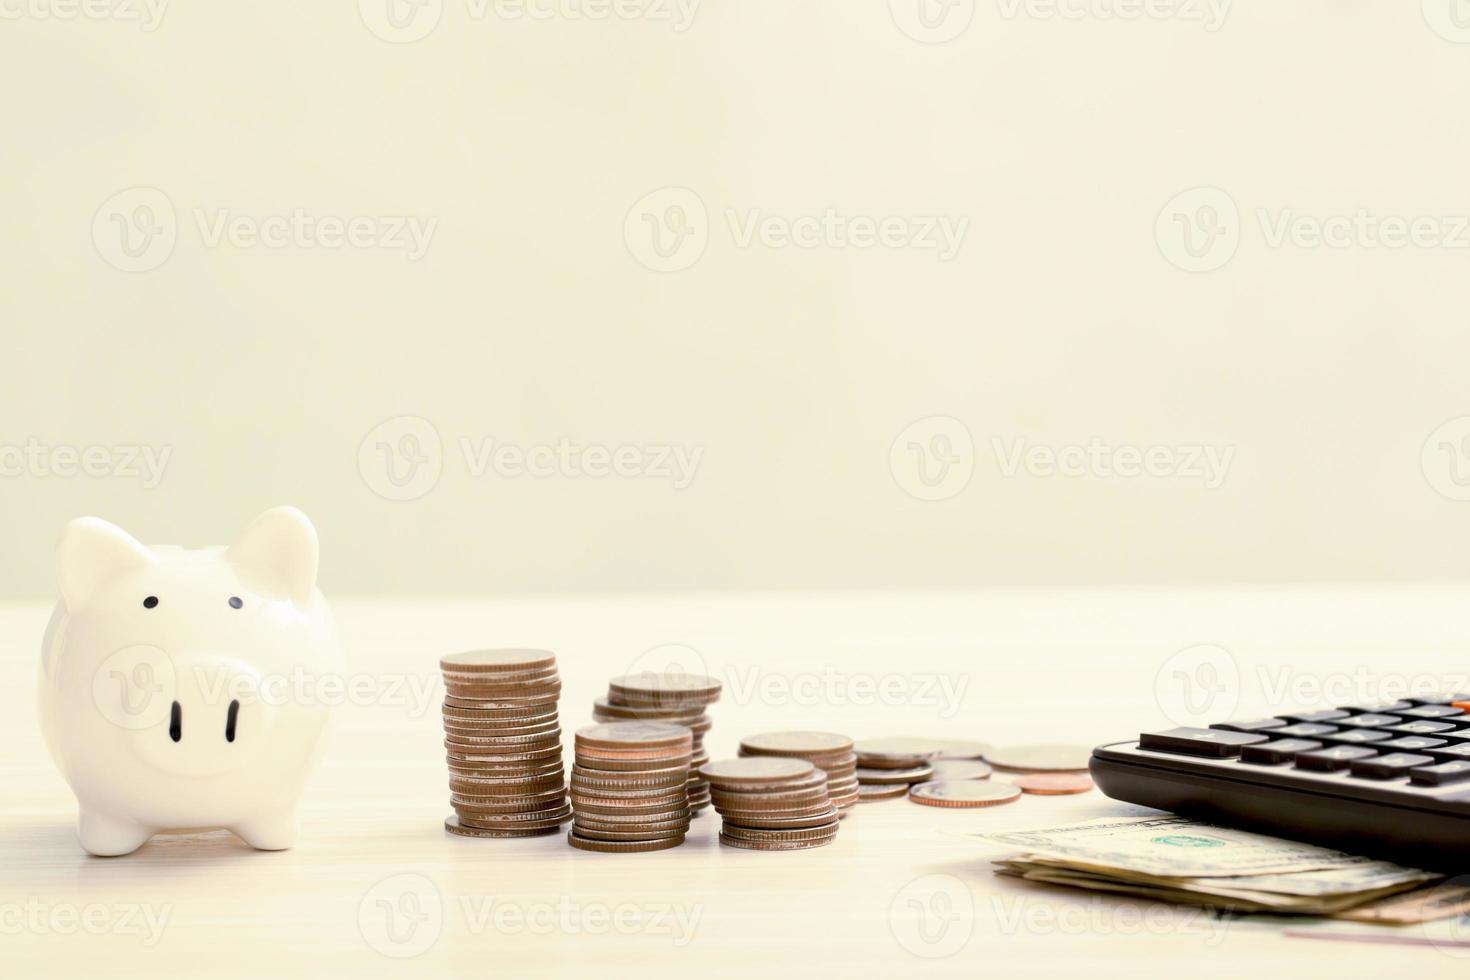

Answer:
[6,586,1469,977]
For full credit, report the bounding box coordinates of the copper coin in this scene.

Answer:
[857,783,909,802]
[718,833,835,851]
[908,780,1021,808]
[457,803,573,830]
[574,752,694,772]
[570,825,691,843]
[932,739,993,761]
[739,731,854,757]
[453,793,569,815]
[445,681,563,700]
[442,690,563,707]
[576,722,692,751]
[607,672,723,705]
[1014,772,1094,795]
[443,701,558,719]
[717,806,839,830]
[445,815,561,839]
[928,760,993,780]
[441,649,558,673]
[567,831,686,852]
[699,757,815,788]
[985,744,1091,773]
[570,790,687,809]
[444,720,562,738]
[449,763,565,781]
[572,761,688,782]
[594,697,708,722]
[856,764,933,785]
[447,745,563,765]
[450,777,565,797]
[720,818,839,841]
[854,737,946,766]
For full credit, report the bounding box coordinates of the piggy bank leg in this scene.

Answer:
[78,810,154,857]
[231,812,299,851]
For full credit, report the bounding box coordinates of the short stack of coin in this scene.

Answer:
[597,672,722,814]
[441,650,571,838]
[568,722,693,853]
[854,737,943,802]
[700,758,839,850]
[738,731,859,817]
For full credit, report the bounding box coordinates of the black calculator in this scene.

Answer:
[1090,695,1470,870]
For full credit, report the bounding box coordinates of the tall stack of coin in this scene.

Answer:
[440,650,571,838]
[596,672,721,814]
[568,722,692,852]
[737,731,859,817]
[700,758,839,851]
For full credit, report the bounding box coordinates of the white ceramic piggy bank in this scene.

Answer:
[39,507,341,856]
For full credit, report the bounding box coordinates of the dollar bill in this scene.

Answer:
[969,816,1459,923]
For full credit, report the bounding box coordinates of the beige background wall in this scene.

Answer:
[3,2,1470,599]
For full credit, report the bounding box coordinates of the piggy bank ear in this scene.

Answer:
[226,506,319,604]
[58,517,158,611]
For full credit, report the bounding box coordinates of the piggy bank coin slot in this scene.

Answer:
[226,699,240,743]
[169,701,182,743]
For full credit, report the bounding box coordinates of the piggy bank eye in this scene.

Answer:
[142,596,159,609]
[228,596,243,609]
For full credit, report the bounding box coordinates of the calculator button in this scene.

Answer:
[1339,713,1403,728]
[1295,746,1378,771]
[1280,710,1352,724]
[1210,718,1287,734]
[1350,753,1436,779]
[1409,761,1470,786]
[1339,701,1413,713]
[1318,729,1392,745]
[1271,723,1339,738]
[1377,736,1448,752]
[1388,705,1465,720]
[1407,694,1470,706]
[1239,739,1323,765]
[1139,727,1268,757]
[1426,743,1470,762]
[1383,721,1458,736]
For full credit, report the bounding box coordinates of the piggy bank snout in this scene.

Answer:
[123,652,276,778]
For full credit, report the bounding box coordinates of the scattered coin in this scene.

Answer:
[932,739,993,761]
[854,736,946,767]
[855,764,933,785]
[857,783,910,802]
[985,744,1092,772]
[1014,772,1094,796]
[927,760,992,781]
[908,780,1022,808]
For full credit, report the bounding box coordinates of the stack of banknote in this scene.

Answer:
[973,816,1470,924]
